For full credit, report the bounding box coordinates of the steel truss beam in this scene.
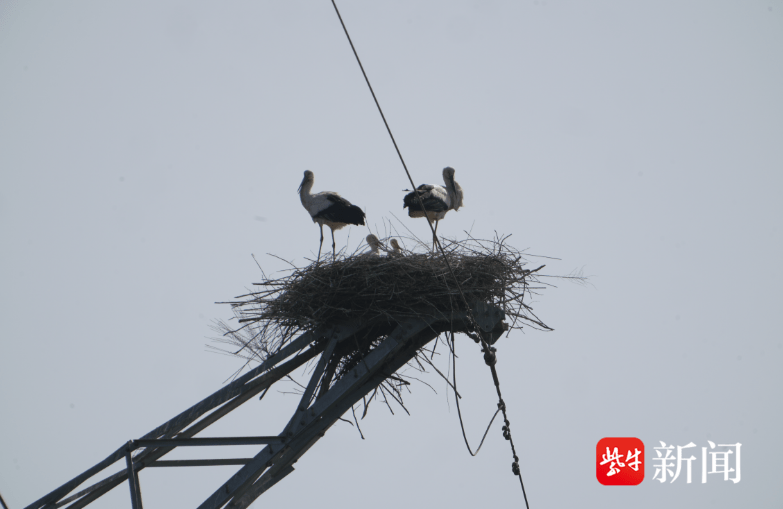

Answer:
[25,303,505,509]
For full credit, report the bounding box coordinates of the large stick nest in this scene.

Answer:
[216,235,555,368]
[213,234,573,421]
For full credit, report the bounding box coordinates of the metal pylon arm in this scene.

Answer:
[229,324,448,508]
[24,304,505,509]
[213,311,478,509]
[26,325,338,509]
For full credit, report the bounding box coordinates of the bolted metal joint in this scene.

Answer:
[482,346,497,367]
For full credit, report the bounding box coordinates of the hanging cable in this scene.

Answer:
[479,338,531,507]
[448,329,500,456]
[329,2,531,506]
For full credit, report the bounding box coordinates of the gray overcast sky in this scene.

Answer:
[1,1,781,507]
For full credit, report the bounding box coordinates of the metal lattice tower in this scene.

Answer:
[25,302,507,509]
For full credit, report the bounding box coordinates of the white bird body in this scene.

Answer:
[298,170,365,259]
[403,167,463,249]
[390,238,404,256]
[300,191,353,231]
[365,234,384,256]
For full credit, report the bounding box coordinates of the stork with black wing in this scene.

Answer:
[403,167,464,250]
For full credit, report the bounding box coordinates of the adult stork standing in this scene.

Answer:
[298,170,366,260]
[403,167,464,250]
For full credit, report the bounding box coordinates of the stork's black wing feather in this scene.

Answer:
[315,194,366,225]
[403,186,449,213]
[325,194,353,207]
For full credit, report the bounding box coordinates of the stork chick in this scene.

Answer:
[389,238,404,256]
[365,234,384,256]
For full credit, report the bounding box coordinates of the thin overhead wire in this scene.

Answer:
[329,1,454,267]
[328,2,531,506]
[449,330,501,456]
[329,0,480,342]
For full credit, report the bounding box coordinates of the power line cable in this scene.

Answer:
[329,2,531,506]
[328,1,474,336]
[449,330,501,457]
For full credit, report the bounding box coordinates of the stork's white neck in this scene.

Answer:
[299,178,314,207]
[445,181,455,199]
[442,174,462,211]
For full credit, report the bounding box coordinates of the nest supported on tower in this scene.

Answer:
[215,234,566,417]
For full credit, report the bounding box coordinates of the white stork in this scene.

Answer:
[389,238,404,256]
[365,234,384,256]
[403,167,464,249]
[298,170,366,260]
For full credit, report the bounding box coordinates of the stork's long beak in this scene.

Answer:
[297,176,305,194]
